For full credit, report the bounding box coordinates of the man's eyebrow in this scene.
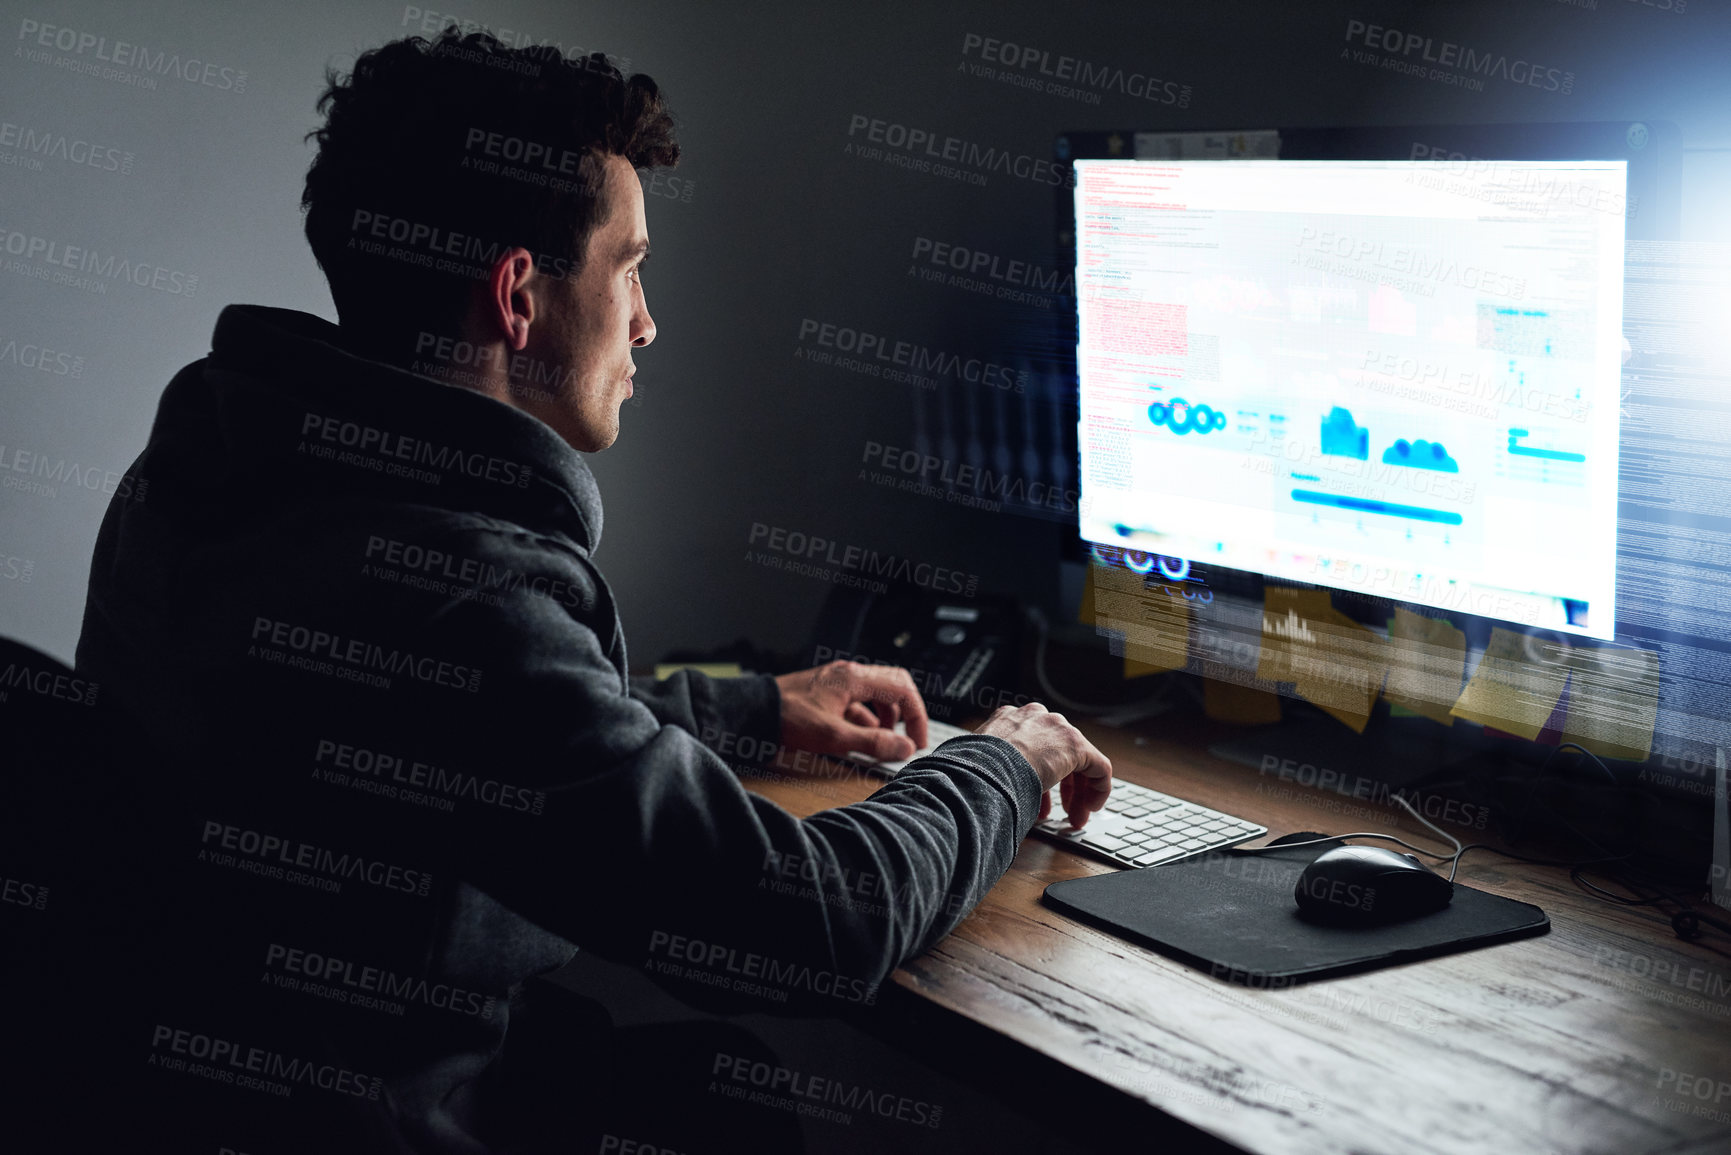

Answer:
[621,239,651,264]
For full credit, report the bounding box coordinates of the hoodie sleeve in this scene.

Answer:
[626,670,784,762]
[415,530,1044,1015]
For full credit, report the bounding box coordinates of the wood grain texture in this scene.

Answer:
[739,716,1731,1155]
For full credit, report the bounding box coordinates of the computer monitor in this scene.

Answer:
[1715,749,1730,912]
[1071,152,1627,639]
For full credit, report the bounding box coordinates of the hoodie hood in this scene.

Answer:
[200,304,605,552]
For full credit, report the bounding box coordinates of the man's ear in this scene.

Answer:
[485,247,537,352]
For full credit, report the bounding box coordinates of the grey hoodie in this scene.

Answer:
[75,304,1043,1153]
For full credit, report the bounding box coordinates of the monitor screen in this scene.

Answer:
[1073,157,1627,640]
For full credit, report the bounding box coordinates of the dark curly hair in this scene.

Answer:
[302,28,678,347]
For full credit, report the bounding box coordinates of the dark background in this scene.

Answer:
[2,0,1727,671]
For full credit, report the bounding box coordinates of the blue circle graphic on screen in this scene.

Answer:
[1149,399,1229,435]
[1157,555,1191,581]
[1124,550,1157,574]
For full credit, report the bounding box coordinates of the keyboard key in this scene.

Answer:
[1028,789,1265,866]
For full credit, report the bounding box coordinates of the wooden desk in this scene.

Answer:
[740,714,1731,1155]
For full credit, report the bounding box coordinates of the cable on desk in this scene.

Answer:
[1235,736,1731,945]
[1567,863,1731,942]
[1234,831,1458,861]
[1539,741,1622,787]
[1391,794,1466,880]
[1509,742,1731,942]
[1253,830,1731,946]
[1518,742,1626,858]
[1234,795,1465,873]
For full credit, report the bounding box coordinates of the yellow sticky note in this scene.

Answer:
[654,663,743,680]
[1384,608,1466,727]
[1293,606,1388,733]
[1091,563,1190,674]
[1257,587,1386,733]
[1124,655,1168,679]
[1450,628,1570,739]
[1562,645,1661,761]
[1077,560,1100,626]
[1204,677,1283,724]
[1255,586,1336,684]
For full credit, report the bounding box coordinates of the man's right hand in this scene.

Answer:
[974,702,1112,829]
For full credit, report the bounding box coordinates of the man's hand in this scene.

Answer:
[775,661,929,762]
[975,702,1112,828]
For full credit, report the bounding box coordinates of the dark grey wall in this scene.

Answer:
[3,0,1728,668]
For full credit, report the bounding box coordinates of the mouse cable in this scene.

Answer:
[1232,795,1466,874]
[1390,793,1466,880]
[1516,742,1628,857]
[1232,832,1458,862]
[1538,741,1622,787]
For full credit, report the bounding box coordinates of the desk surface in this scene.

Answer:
[740,714,1731,1155]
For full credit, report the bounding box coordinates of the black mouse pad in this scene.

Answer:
[1042,838,1549,984]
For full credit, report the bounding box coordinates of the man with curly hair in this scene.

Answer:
[75,26,1112,1153]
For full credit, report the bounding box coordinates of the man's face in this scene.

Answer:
[515,154,655,452]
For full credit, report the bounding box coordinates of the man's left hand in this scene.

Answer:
[774,661,930,763]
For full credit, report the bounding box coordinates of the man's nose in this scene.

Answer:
[632,302,656,347]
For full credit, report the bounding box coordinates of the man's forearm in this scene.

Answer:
[628,669,782,760]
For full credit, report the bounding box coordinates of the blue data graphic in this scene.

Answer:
[1381,439,1459,472]
[1319,407,1368,460]
[1291,489,1463,525]
[1480,305,1566,357]
[1508,428,1586,463]
[1149,398,1228,435]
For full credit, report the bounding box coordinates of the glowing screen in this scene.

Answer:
[1075,158,1626,638]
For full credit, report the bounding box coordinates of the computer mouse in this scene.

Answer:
[1294,846,1453,923]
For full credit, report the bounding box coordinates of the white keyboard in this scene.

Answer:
[1031,778,1266,869]
[848,721,1265,869]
